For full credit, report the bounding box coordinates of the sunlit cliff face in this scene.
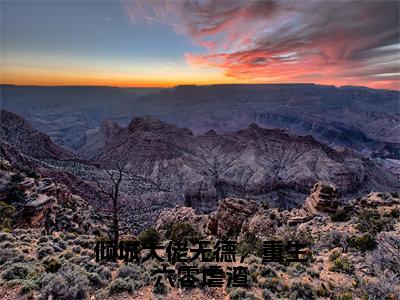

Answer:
[124,0,400,90]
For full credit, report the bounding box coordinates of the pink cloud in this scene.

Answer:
[123,0,400,90]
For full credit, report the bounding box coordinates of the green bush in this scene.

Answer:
[138,227,160,247]
[166,222,200,243]
[0,160,11,171]
[2,263,32,281]
[316,284,332,297]
[329,250,341,261]
[330,257,354,274]
[337,291,353,300]
[43,258,62,273]
[330,209,350,222]
[0,201,15,232]
[20,278,40,294]
[109,278,133,294]
[237,232,263,257]
[356,209,392,234]
[348,234,376,252]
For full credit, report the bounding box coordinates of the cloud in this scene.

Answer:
[123,0,400,89]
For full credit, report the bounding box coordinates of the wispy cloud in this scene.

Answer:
[123,0,400,89]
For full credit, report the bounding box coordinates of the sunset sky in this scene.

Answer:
[1,0,399,90]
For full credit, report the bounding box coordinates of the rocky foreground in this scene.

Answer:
[0,159,399,300]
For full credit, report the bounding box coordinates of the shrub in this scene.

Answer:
[166,222,200,243]
[37,245,54,259]
[0,248,25,265]
[21,168,40,179]
[330,257,354,274]
[320,230,347,250]
[75,235,96,249]
[65,232,77,240]
[71,246,81,254]
[0,202,15,232]
[20,278,40,294]
[330,209,350,222]
[228,288,258,300]
[237,232,263,257]
[87,272,104,288]
[59,250,74,260]
[260,278,282,293]
[95,265,112,281]
[337,291,353,300]
[290,282,316,300]
[348,233,376,252]
[307,269,320,278]
[39,264,89,300]
[109,278,133,294]
[261,202,270,210]
[0,160,11,171]
[0,232,15,242]
[20,234,32,243]
[11,173,24,183]
[38,236,51,244]
[259,266,277,278]
[153,281,168,295]
[356,209,392,234]
[43,258,62,273]
[117,264,140,280]
[2,263,32,281]
[4,187,25,205]
[329,250,341,261]
[389,208,399,218]
[139,227,160,247]
[262,289,273,300]
[316,284,332,297]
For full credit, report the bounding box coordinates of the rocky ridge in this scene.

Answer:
[80,116,400,212]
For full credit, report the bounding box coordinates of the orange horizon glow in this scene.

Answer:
[1,75,399,91]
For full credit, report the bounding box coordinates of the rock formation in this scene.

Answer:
[302,181,339,217]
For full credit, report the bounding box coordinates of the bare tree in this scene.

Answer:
[89,159,160,243]
[90,161,126,244]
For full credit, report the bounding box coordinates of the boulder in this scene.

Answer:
[241,209,283,238]
[208,198,259,238]
[155,206,209,237]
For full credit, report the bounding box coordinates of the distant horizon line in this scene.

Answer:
[1,82,399,92]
